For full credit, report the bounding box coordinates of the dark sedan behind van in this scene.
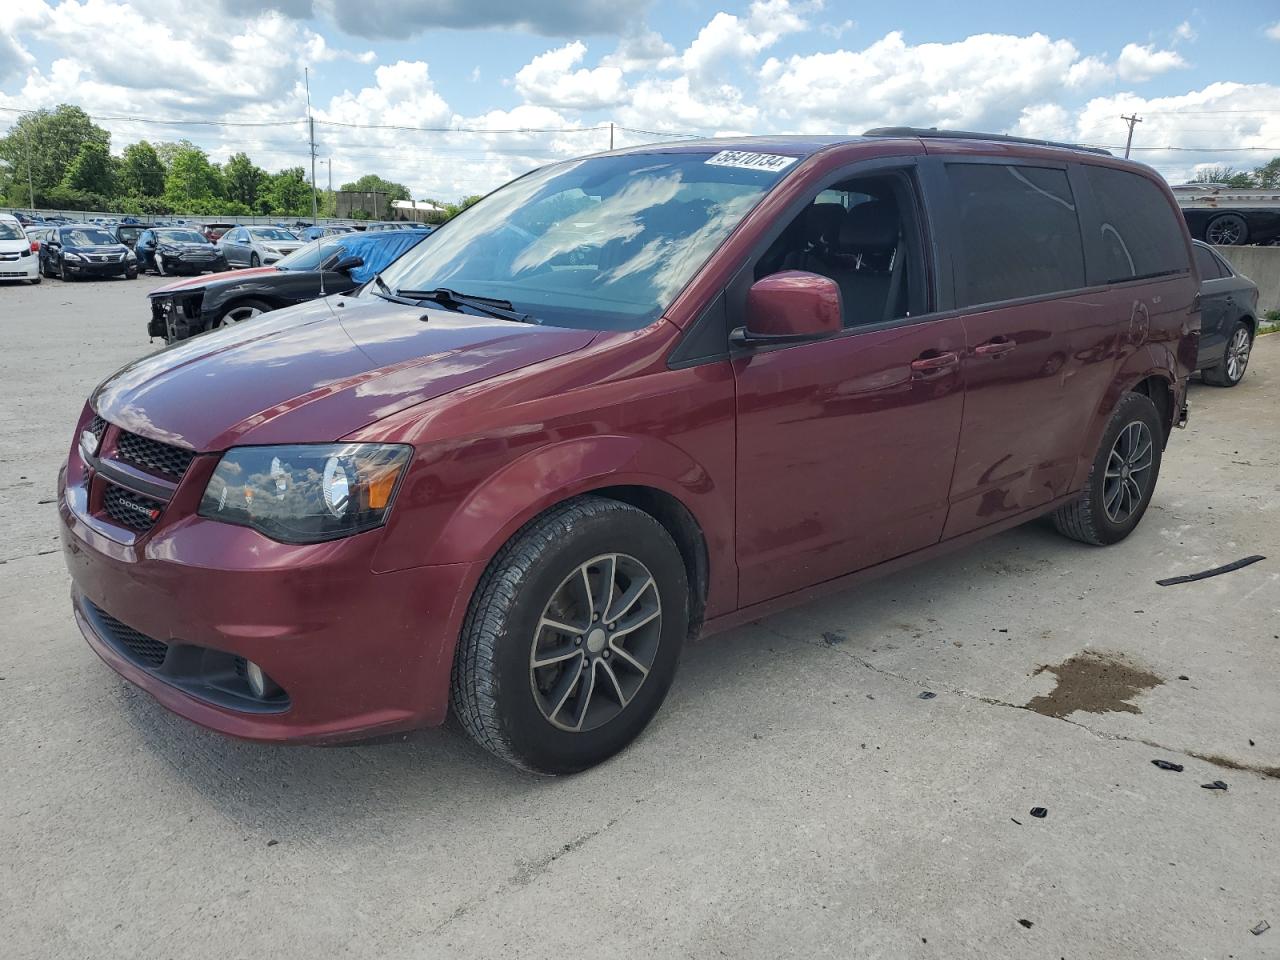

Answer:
[41,225,137,280]
[1192,241,1260,387]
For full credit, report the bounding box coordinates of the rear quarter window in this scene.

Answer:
[1193,244,1226,280]
[1082,165,1190,284]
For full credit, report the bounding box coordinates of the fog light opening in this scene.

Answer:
[244,660,281,699]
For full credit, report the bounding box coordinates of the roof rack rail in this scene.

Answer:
[863,127,1112,157]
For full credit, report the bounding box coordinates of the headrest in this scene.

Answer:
[804,202,846,245]
[839,200,899,250]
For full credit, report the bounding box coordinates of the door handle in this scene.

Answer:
[974,337,1016,358]
[910,351,960,374]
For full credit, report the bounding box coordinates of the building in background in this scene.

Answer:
[391,199,447,224]
[336,190,389,220]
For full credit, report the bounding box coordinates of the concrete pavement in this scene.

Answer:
[1,275,1277,959]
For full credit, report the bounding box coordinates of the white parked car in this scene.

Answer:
[217,226,303,267]
[0,214,40,284]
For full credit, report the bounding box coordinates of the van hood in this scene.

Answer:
[92,295,597,451]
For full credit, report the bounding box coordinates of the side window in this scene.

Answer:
[1210,249,1234,278]
[1193,244,1224,280]
[1082,165,1190,284]
[945,163,1085,306]
[754,172,927,327]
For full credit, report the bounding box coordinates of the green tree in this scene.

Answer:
[339,173,411,204]
[263,167,311,216]
[0,105,109,195]
[119,141,165,197]
[1253,157,1280,190]
[62,140,115,195]
[162,144,224,211]
[223,152,267,208]
[1193,166,1256,188]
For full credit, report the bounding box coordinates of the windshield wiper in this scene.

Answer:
[397,287,538,324]
[369,274,420,306]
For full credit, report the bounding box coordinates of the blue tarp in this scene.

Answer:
[325,232,427,284]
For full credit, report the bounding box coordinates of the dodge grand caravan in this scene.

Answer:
[60,130,1199,774]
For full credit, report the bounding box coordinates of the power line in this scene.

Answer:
[0,105,297,127]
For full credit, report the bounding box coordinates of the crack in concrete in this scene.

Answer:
[429,813,624,936]
[767,624,1280,782]
[0,548,60,565]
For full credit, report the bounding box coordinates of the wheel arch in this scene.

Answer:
[1128,373,1175,443]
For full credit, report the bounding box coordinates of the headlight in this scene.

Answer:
[63,252,83,261]
[126,250,137,261]
[198,443,412,543]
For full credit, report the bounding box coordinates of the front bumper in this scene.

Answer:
[0,258,38,279]
[65,259,131,277]
[59,437,478,743]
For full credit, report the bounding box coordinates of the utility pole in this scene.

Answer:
[305,67,319,221]
[1121,113,1142,159]
[22,120,35,210]
[609,122,614,151]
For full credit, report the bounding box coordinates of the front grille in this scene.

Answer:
[103,483,165,531]
[88,414,107,442]
[89,603,169,668]
[116,431,195,479]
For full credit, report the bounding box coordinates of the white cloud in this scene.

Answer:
[680,0,810,86]
[514,41,627,110]
[600,28,675,72]
[1265,21,1280,41]
[1114,42,1187,82]
[1174,20,1196,42]
[821,19,856,40]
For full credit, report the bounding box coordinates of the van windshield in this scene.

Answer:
[375,152,794,330]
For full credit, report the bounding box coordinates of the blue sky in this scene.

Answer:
[2,1,1278,198]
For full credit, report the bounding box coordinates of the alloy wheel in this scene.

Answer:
[1206,219,1244,245]
[222,305,262,325]
[1103,420,1154,524]
[529,553,662,733]
[1225,327,1251,382]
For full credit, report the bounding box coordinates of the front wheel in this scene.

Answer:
[1052,392,1163,545]
[216,298,273,328]
[249,253,260,267]
[1203,321,1252,387]
[451,497,689,774]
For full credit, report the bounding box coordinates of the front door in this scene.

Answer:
[733,169,966,605]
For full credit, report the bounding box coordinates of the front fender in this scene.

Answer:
[373,432,735,608]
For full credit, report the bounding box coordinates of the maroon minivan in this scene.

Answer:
[60,130,1199,773]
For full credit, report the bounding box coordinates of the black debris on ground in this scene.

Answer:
[266,840,279,847]
[918,691,937,700]
[1010,818,1022,826]
[1200,780,1229,791]
[821,631,846,646]
[1152,759,1184,772]
[1156,554,1265,586]
[1251,920,1270,936]
[1178,675,1190,681]
[1030,807,1048,819]
[1017,919,1034,929]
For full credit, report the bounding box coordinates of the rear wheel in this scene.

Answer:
[1203,321,1252,387]
[451,497,689,774]
[1052,392,1163,546]
[1205,213,1248,246]
[249,252,260,268]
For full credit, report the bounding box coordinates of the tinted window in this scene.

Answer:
[946,163,1085,306]
[156,230,208,243]
[1193,244,1225,280]
[1210,249,1234,278]
[1082,165,1190,283]
[62,228,116,246]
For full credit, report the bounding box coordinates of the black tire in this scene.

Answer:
[29,274,40,285]
[249,253,260,267]
[1205,213,1248,246]
[451,496,689,775]
[1052,392,1163,546]
[1202,320,1252,387]
[59,260,72,282]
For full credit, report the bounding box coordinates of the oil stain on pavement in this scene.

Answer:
[1025,651,1163,719]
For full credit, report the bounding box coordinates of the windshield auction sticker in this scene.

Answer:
[705,151,798,173]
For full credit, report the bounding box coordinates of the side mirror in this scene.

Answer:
[730,271,842,347]
[330,254,364,273]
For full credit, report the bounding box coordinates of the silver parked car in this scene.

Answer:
[217,226,302,267]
